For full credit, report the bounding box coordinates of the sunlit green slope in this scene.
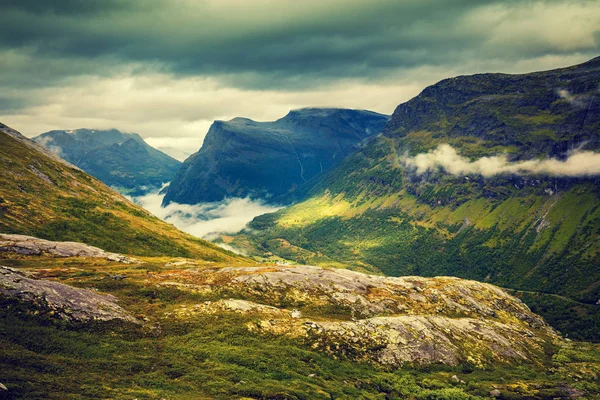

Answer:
[0,122,245,263]
[242,56,600,340]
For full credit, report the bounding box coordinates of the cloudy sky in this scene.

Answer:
[1,0,599,155]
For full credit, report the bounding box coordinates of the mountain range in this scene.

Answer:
[162,108,389,205]
[234,56,600,341]
[1,58,600,398]
[33,128,181,196]
[0,123,239,261]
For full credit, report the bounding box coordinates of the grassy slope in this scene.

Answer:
[0,128,244,263]
[245,137,600,340]
[1,254,599,399]
[241,58,600,340]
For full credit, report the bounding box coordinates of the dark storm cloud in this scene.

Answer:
[1,0,597,90]
[0,0,598,147]
[0,0,131,15]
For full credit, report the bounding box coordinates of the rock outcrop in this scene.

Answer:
[152,265,559,368]
[0,266,138,324]
[0,234,138,263]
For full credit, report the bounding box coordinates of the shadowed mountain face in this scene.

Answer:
[162,108,389,206]
[383,56,600,157]
[33,129,181,195]
[240,57,600,341]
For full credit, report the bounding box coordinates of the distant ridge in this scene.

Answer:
[163,108,389,205]
[33,128,181,195]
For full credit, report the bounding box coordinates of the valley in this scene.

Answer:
[233,57,600,342]
[0,32,599,398]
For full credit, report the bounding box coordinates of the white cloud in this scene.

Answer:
[33,135,64,157]
[403,144,600,177]
[557,88,588,108]
[130,186,281,239]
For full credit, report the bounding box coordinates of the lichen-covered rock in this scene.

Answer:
[170,299,285,319]
[220,265,549,327]
[0,266,138,324]
[261,315,545,368]
[154,265,560,368]
[0,234,138,263]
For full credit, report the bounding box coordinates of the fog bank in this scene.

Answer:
[403,144,600,177]
[131,188,281,240]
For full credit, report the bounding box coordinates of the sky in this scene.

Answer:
[0,0,599,155]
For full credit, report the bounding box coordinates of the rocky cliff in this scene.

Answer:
[162,108,389,205]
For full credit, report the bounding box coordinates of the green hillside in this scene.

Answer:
[239,57,600,340]
[0,123,244,263]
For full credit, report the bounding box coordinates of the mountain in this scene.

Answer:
[33,128,181,195]
[0,122,243,262]
[162,108,389,205]
[2,121,600,399]
[240,56,600,341]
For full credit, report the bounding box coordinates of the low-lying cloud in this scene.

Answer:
[33,135,63,157]
[557,88,589,108]
[403,144,600,177]
[130,187,281,240]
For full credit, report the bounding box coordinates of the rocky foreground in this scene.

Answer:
[0,234,137,263]
[0,234,561,369]
[0,265,138,324]
[154,264,560,368]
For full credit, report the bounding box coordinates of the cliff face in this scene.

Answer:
[162,108,389,205]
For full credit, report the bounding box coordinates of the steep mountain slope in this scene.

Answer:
[33,128,181,195]
[242,56,600,340]
[0,122,243,262]
[162,108,389,205]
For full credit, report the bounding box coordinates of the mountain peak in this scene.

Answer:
[33,127,180,195]
[163,108,390,205]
